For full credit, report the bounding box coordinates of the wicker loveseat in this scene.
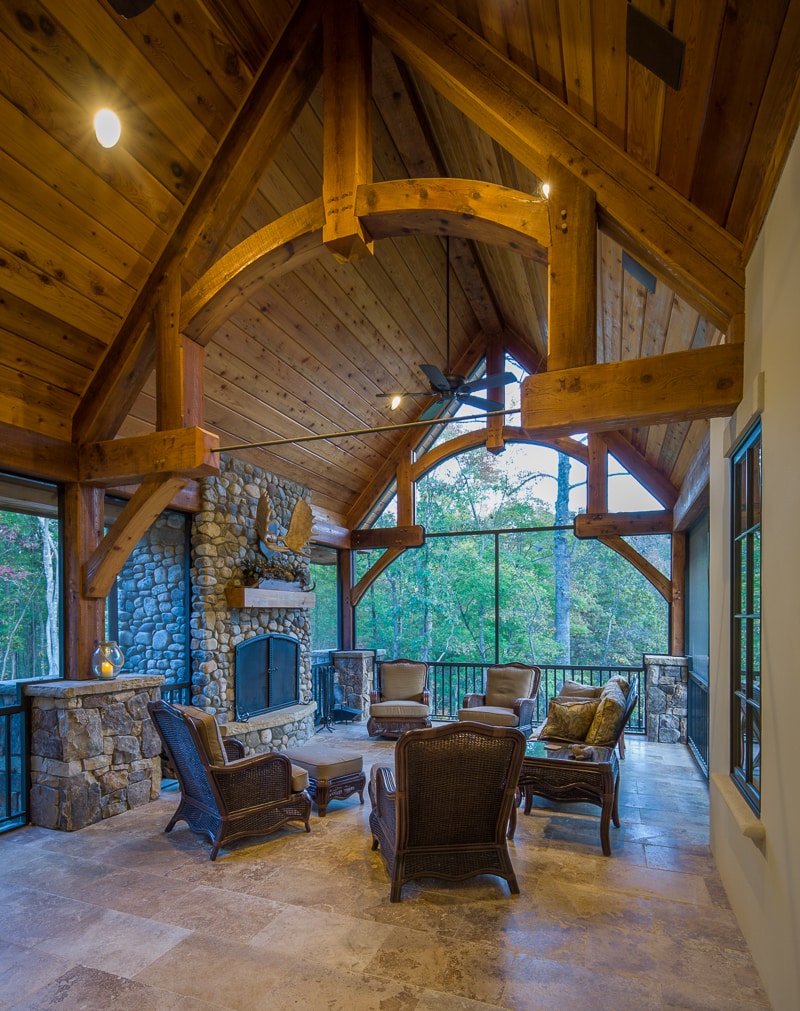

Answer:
[148,699,311,859]
[537,675,639,758]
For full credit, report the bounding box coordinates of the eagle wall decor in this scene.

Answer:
[256,494,313,556]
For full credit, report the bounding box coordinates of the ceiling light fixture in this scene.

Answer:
[389,394,403,410]
[94,108,121,148]
[541,183,550,198]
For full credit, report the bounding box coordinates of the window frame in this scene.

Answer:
[730,422,762,814]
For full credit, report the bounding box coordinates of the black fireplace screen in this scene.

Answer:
[234,634,300,720]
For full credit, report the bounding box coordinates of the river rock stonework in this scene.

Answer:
[644,654,689,744]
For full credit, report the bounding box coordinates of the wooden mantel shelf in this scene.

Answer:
[225,586,316,609]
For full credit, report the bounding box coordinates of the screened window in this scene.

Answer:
[310,544,340,651]
[731,424,761,813]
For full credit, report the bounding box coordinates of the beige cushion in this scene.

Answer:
[379,662,426,701]
[284,745,363,780]
[458,706,519,728]
[538,697,599,741]
[290,764,310,792]
[485,665,534,708]
[585,679,629,746]
[177,704,227,765]
[558,680,602,699]
[370,700,429,718]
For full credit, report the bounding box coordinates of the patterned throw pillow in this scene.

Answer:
[538,697,599,741]
[585,680,628,745]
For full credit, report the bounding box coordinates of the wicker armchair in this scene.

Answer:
[458,662,542,738]
[369,721,526,901]
[366,658,431,738]
[148,700,311,860]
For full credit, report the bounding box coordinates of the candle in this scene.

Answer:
[100,659,114,678]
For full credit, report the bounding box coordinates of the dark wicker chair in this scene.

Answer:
[458,662,542,738]
[369,721,526,901]
[366,658,431,738]
[148,699,311,860]
[538,676,639,758]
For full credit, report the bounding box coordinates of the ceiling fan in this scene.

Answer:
[380,238,516,421]
[107,0,157,17]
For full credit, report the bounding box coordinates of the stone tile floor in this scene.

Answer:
[0,729,770,1010]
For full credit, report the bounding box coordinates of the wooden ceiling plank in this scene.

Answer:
[726,0,800,256]
[658,0,727,197]
[558,0,596,124]
[529,0,567,101]
[0,328,90,397]
[625,0,673,173]
[619,273,648,362]
[690,0,789,226]
[672,428,710,530]
[0,363,77,440]
[360,0,744,325]
[592,0,627,149]
[501,1,538,80]
[521,343,743,438]
[322,0,374,261]
[598,232,623,363]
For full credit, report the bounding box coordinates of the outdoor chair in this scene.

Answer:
[458,662,542,738]
[148,699,311,860]
[537,675,639,758]
[369,721,526,901]
[366,658,431,738]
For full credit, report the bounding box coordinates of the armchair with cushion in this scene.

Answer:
[369,721,526,901]
[148,700,311,860]
[458,662,542,738]
[537,675,639,758]
[367,658,431,738]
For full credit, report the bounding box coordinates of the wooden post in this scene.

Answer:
[587,434,608,512]
[62,484,105,680]
[485,339,506,454]
[670,531,686,655]
[339,548,355,650]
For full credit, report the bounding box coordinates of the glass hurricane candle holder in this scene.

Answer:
[91,641,125,680]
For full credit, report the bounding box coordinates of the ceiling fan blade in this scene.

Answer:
[419,397,450,421]
[419,363,450,392]
[460,371,517,394]
[458,394,505,413]
[107,0,157,16]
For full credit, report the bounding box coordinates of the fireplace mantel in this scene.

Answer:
[226,586,316,609]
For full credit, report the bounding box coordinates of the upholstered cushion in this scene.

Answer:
[457,706,519,728]
[485,665,534,708]
[284,745,363,780]
[585,679,629,745]
[538,697,599,741]
[379,662,426,701]
[558,680,602,699]
[177,704,227,765]
[290,764,310,792]
[369,700,429,718]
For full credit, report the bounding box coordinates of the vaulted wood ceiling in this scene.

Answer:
[1,0,799,528]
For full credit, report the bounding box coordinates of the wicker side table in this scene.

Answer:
[513,740,620,855]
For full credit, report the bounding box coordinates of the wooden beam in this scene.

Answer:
[351,525,425,549]
[154,266,185,432]
[521,344,743,437]
[587,435,608,513]
[322,0,374,261]
[546,158,597,371]
[598,535,672,602]
[360,0,745,329]
[596,431,679,509]
[351,545,406,606]
[107,480,202,514]
[575,510,674,539]
[396,454,414,527]
[311,508,351,548]
[62,483,104,680]
[83,476,187,599]
[79,428,219,486]
[673,431,711,532]
[671,532,686,654]
[72,0,324,443]
[0,422,78,483]
[485,340,505,453]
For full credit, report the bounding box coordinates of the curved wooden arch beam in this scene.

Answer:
[410,428,589,484]
[181,179,550,345]
[351,546,406,607]
[181,200,326,344]
[598,535,672,602]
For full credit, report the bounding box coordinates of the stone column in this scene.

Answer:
[25,674,165,831]
[643,654,689,743]
[332,650,376,719]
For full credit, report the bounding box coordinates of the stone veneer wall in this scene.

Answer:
[644,653,689,743]
[190,455,315,751]
[26,676,164,830]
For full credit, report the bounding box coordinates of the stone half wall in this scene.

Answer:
[190,455,315,751]
[644,653,689,744]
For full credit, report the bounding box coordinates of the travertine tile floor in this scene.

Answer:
[0,729,769,1010]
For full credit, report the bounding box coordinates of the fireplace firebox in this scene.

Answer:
[235,634,300,721]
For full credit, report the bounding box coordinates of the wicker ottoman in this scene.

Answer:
[283,744,366,817]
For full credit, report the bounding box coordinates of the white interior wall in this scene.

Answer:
[708,123,800,1010]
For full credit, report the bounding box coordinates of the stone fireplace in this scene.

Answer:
[189,455,316,752]
[234,633,301,720]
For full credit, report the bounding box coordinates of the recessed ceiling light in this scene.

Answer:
[94,108,121,148]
